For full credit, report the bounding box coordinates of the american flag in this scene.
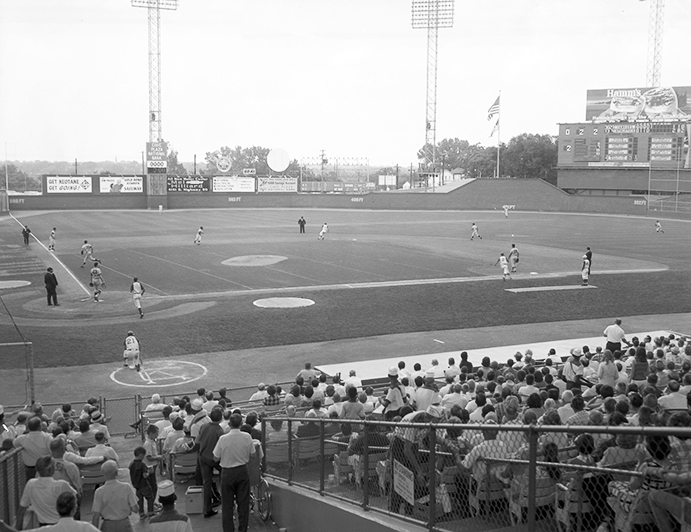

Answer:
[487,95,500,121]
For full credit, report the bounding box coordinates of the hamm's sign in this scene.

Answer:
[586,86,691,122]
[46,176,92,193]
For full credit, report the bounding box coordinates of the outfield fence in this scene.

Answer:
[260,419,691,532]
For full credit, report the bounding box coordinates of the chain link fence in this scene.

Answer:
[0,449,26,525]
[261,418,691,532]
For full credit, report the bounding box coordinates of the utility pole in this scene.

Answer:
[74,158,78,175]
[193,154,197,175]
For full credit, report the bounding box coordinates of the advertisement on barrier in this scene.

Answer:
[167,176,210,192]
[99,176,143,193]
[213,176,255,193]
[586,86,691,122]
[46,176,92,193]
[257,177,297,193]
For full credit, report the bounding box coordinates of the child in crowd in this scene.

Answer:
[129,446,155,518]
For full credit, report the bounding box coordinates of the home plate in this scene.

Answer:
[253,297,315,308]
[506,285,597,293]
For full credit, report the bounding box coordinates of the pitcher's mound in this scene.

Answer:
[253,297,315,308]
[222,255,287,267]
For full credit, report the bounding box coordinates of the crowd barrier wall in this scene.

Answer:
[260,419,691,532]
[6,178,658,216]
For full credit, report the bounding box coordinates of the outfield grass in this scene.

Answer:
[0,209,689,370]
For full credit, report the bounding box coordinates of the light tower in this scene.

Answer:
[641,0,665,87]
[132,0,178,143]
[412,0,454,172]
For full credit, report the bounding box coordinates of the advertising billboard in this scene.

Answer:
[257,177,297,193]
[146,141,168,170]
[99,176,143,193]
[167,176,210,192]
[212,176,255,193]
[586,86,691,122]
[46,176,92,193]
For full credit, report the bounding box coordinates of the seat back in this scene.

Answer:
[265,442,291,465]
[80,463,106,490]
[170,451,198,483]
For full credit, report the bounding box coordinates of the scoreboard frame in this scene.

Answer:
[558,121,690,169]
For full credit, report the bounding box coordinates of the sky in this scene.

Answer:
[1,0,690,167]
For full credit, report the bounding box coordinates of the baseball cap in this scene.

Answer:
[158,480,175,498]
[388,366,398,377]
[258,383,266,390]
[191,398,203,410]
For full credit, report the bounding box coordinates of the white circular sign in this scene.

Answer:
[217,157,231,173]
[267,148,290,173]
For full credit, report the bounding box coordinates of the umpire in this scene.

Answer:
[44,267,59,306]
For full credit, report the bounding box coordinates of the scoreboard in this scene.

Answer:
[558,121,689,168]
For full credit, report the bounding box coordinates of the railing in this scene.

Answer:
[260,418,691,532]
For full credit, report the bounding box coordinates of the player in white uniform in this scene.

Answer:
[130,277,146,319]
[581,255,590,286]
[90,262,105,302]
[193,226,204,245]
[508,243,520,273]
[48,227,56,251]
[470,223,482,240]
[503,205,509,218]
[655,220,664,233]
[80,240,100,267]
[123,330,142,371]
[318,223,328,240]
[494,252,511,280]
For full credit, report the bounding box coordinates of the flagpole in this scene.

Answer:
[496,90,501,178]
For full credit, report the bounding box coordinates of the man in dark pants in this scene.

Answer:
[585,247,592,274]
[193,408,224,518]
[298,216,306,233]
[22,226,31,245]
[44,267,59,306]
[213,413,254,532]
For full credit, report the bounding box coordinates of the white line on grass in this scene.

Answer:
[8,212,91,296]
[97,257,170,296]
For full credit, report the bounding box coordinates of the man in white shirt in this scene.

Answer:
[557,390,576,423]
[603,318,630,353]
[84,432,119,462]
[344,370,362,392]
[658,381,689,412]
[16,457,76,528]
[459,420,506,482]
[440,384,468,413]
[444,358,461,381]
[248,383,269,403]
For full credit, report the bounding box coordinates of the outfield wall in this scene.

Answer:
[7,177,653,216]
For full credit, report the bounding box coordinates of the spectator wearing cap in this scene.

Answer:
[563,348,586,391]
[13,416,52,480]
[148,480,192,532]
[248,383,268,402]
[91,460,138,532]
[89,410,110,441]
[202,391,218,413]
[186,398,209,440]
[344,370,362,392]
[410,371,441,412]
[85,432,119,462]
[379,367,407,420]
[15,456,76,528]
[145,394,166,412]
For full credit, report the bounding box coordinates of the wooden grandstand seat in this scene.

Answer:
[169,451,198,483]
[265,442,291,468]
[353,452,388,494]
[468,471,507,516]
[608,489,655,532]
[333,451,353,484]
[555,476,594,532]
[507,475,557,524]
[79,463,106,492]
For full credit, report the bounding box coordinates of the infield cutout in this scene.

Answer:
[0,280,31,289]
[253,297,315,308]
[222,255,287,267]
[110,360,208,387]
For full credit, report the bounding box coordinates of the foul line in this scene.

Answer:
[505,285,597,293]
[140,267,666,303]
[8,212,91,296]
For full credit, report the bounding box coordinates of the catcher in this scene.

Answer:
[123,330,142,371]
